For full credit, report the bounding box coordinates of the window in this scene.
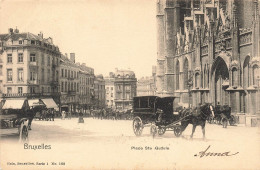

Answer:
[176,61,180,90]
[47,56,50,66]
[61,69,64,77]
[18,68,23,81]
[232,68,238,86]
[47,69,50,82]
[65,69,67,77]
[30,72,37,81]
[252,65,259,86]
[111,87,113,90]
[18,53,23,63]
[42,69,45,83]
[42,87,44,93]
[7,54,12,63]
[30,87,36,93]
[18,87,23,94]
[42,54,45,65]
[30,54,36,62]
[183,59,189,89]
[19,40,23,44]
[111,93,113,97]
[195,73,199,88]
[31,40,35,45]
[7,69,12,82]
[7,87,12,94]
[0,65,2,75]
[61,82,64,92]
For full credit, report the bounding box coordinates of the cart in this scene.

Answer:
[0,99,30,142]
[132,96,185,137]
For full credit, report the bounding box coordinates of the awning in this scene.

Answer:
[2,99,25,109]
[41,98,58,109]
[28,99,39,107]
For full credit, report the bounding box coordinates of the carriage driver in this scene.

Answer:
[156,109,163,122]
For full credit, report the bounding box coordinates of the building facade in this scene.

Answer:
[137,76,156,96]
[0,28,61,104]
[113,68,137,110]
[105,73,115,108]
[94,75,106,109]
[59,53,80,112]
[156,0,260,124]
[78,63,95,111]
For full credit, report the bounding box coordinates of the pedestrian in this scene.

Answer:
[61,111,65,120]
[78,111,84,123]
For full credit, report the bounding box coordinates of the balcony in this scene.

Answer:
[28,79,39,85]
[50,80,59,86]
[2,93,42,98]
[29,62,38,66]
[68,90,76,95]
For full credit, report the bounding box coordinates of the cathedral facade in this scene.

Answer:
[156,0,260,124]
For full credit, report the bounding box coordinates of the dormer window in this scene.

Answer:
[19,40,23,44]
[31,40,35,45]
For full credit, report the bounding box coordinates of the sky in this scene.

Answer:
[0,0,157,79]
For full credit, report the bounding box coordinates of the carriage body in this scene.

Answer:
[209,105,236,127]
[0,100,30,142]
[132,96,182,137]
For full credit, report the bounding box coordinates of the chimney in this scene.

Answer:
[65,53,68,58]
[38,32,43,39]
[47,37,53,44]
[8,28,13,34]
[14,27,19,33]
[70,53,75,63]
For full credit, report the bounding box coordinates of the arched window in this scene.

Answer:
[243,56,250,88]
[183,58,189,89]
[176,61,180,90]
[195,73,199,88]
[232,67,238,86]
[252,65,259,86]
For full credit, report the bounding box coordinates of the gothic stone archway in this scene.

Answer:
[212,57,230,106]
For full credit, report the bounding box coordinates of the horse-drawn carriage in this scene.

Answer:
[0,99,30,142]
[208,105,236,128]
[132,96,184,137]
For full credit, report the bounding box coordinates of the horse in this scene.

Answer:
[180,103,215,139]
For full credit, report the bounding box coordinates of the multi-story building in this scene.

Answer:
[78,63,95,111]
[137,76,156,96]
[156,0,260,125]
[94,75,106,109]
[59,53,80,112]
[0,28,61,106]
[113,68,137,110]
[105,72,116,108]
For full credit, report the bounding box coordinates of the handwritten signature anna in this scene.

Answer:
[195,145,239,158]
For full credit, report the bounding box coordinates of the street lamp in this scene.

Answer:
[187,71,193,108]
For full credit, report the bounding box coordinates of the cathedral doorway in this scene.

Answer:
[213,57,229,106]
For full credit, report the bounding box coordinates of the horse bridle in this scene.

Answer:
[200,104,214,119]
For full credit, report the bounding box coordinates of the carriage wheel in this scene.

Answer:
[133,117,143,136]
[229,115,236,126]
[207,117,213,124]
[174,126,182,137]
[150,124,157,138]
[20,126,29,142]
[158,127,166,136]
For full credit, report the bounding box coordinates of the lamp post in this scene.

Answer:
[187,71,193,108]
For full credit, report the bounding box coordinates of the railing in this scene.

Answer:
[68,90,76,95]
[2,92,61,98]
